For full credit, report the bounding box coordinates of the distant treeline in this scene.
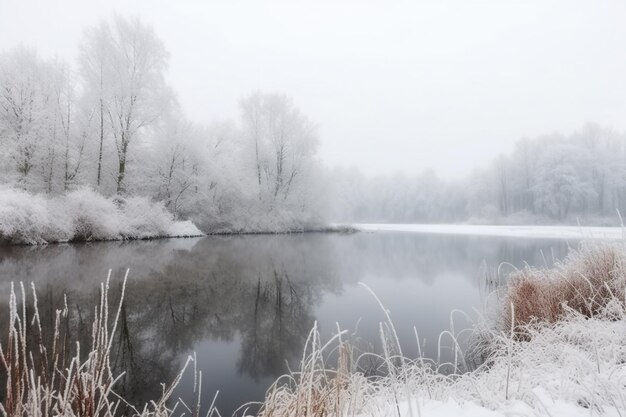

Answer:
[333,124,626,224]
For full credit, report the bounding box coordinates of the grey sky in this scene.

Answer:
[1,0,625,178]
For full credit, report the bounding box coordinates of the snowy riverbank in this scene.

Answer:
[0,187,203,244]
[351,301,626,417]
[357,223,624,240]
[0,188,353,245]
[254,242,626,417]
[255,312,626,417]
[347,309,626,417]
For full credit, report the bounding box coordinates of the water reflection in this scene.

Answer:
[0,232,573,415]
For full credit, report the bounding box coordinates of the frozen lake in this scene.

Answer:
[0,227,587,414]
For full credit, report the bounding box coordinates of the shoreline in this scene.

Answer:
[0,232,205,247]
[5,222,626,246]
[0,224,359,246]
[205,223,359,236]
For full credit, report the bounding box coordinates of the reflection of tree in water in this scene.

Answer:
[238,271,314,379]
[0,235,338,409]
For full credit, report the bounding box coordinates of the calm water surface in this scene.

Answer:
[0,231,575,415]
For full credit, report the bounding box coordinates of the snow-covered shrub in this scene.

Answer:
[0,187,50,244]
[0,187,203,244]
[167,220,203,237]
[64,188,122,241]
[119,196,173,239]
[193,193,326,234]
[42,196,75,242]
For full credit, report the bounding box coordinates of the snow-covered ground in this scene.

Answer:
[353,305,626,417]
[254,241,626,417]
[257,303,626,417]
[369,387,625,417]
[357,223,624,240]
[260,296,626,417]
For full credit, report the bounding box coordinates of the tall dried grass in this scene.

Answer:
[245,297,626,417]
[0,272,215,417]
[504,242,626,333]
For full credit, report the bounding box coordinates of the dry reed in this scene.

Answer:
[0,271,215,417]
[504,242,626,334]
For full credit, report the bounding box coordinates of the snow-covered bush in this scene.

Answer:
[119,196,173,239]
[192,192,327,234]
[167,220,204,237]
[64,189,123,241]
[0,187,51,244]
[0,187,203,244]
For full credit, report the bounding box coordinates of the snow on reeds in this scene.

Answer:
[0,272,217,417]
[0,187,203,245]
[504,242,626,332]
[250,241,626,417]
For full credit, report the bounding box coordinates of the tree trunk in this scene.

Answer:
[96,62,104,188]
[96,98,104,187]
[116,139,128,194]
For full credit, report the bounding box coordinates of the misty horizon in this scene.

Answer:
[2,0,625,179]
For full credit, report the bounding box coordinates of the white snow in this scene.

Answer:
[0,187,203,244]
[357,223,624,240]
[167,220,203,238]
[376,388,624,417]
[330,304,626,417]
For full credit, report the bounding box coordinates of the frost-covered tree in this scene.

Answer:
[240,92,318,208]
[49,61,88,192]
[0,48,85,194]
[532,144,594,220]
[0,19,329,232]
[0,47,53,188]
[145,115,201,219]
[80,16,171,194]
[331,125,626,224]
[79,20,111,189]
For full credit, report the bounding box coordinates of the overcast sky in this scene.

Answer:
[1,0,625,178]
